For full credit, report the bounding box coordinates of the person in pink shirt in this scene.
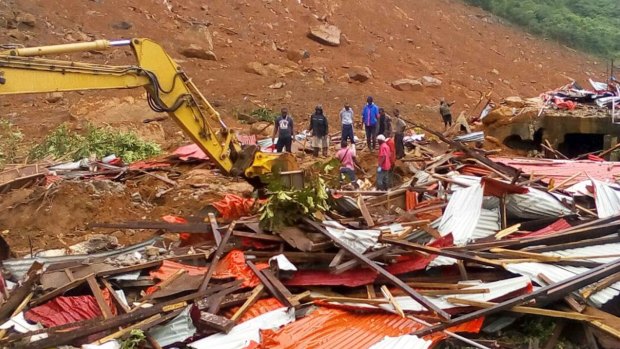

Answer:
[336,141,360,185]
[376,134,392,190]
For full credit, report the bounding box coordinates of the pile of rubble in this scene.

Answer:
[1,125,620,349]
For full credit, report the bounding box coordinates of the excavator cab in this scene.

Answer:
[0,38,298,183]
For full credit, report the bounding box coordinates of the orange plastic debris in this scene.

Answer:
[210,194,260,220]
[258,307,483,349]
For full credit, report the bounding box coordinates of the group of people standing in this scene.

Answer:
[271,96,410,190]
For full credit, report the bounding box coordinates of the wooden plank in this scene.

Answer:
[357,195,375,227]
[0,262,43,323]
[383,237,504,268]
[366,285,376,299]
[303,217,451,321]
[538,273,585,313]
[31,272,92,307]
[381,286,405,317]
[331,247,394,274]
[411,258,620,337]
[86,275,114,320]
[495,223,521,240]
[543,320,566,349]
[231,284,264,322]
[199,312,235,333]
[328,249,347,269]
[95,314,162,345]
[199,221,237,292]
[418,288,489,296]
[312,296,388,305]
[0,292,33,339]
[232,230,284,242]
[446,298,602,321]
[247,262,299,308]
[581,272,620,300]
[208,213,223,246]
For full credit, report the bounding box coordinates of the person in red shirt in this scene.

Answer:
[376,134,392,190]
[385,136,396,188]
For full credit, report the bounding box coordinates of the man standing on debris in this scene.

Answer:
[439,98,455,130]
[273,107,294,153]
[378,108,392,138]
[393,108,406,159]
[308,105,329,157]
[376,134,392,191]
[339,103,355,145]
[362,96,380,151]
[336,141,362,187]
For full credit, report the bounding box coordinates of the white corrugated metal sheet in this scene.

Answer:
[149,306,196,347]
[369,335,432,349]
[323,221,380,254]
[592,179,620,218]
[471,208,501,241]
[438,183,483,246]
[505,262,620,307]
[189,307,295,349]
[380,276,531,312]
[506,188,572,219]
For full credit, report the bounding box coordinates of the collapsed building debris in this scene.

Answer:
[2,89,620,348]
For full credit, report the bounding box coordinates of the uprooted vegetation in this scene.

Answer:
[29,124,161,163]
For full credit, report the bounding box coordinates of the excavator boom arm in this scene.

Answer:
[0,38,242,174]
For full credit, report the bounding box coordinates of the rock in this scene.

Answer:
[491,68,500,75]
[179,44,217,60]
[16,12,36,27]
[45,92,64,104]
[347,66,372,82]
[250,122,274,137]
[269,82,286,89]
[421,76,442,88]
[308,24,341,46]
[391,79,423,91]
[245,61,270,76]
[265,63,294,77]
[7,29,28,41]
[111,21,132,30]
[286,49,310,62]
[504,96,525,108]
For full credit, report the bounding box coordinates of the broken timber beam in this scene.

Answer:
[0,262,43,323]
[410,257,620,337]
[303,217,451,321]
[199,312,235,333]
[247,261,299,308]
[198,220,237,292]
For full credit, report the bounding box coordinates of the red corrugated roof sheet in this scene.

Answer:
[515,218,572,238]
[25,295,115,327]
[258,307,484,349]
[284,269,378,287]
[491,157,620,182]
[386,234,453,275]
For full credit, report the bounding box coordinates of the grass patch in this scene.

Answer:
[0,120,24,169]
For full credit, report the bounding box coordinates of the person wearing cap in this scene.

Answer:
[361,96,379,151]
[376,134,392,190]
[339,103,355,145]
[308,104,329,157]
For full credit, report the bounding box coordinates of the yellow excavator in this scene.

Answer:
[0,38,297,182]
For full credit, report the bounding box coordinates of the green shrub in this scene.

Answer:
[0,120,24,169]
[30,124,161,163]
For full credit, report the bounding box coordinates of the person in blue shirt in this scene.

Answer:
[361,96,379,151]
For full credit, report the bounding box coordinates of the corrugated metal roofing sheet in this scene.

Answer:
[284,269,378,287]
[438,183,483,246]
[368,335,431,349]
[491,157,620,182]
[148,306,196,347]
[189,307,295,349]
[471,208,501,241]
[323,221,380,254]
[381,276,531,313]
[592,179,620,218]
[505,262,620,307]
[258,307,483,349]
[3,238,160,279]
[506,188,572,219]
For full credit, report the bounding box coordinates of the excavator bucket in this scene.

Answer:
[231,145,299,179]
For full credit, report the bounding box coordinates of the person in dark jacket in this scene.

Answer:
[272,107,294,153]
[393,108,406,159]
[361,96,379,151]
[439,98,455,130]
[377,108,392,137]
[308,105,329,157]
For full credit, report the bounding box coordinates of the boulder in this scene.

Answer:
[179,44,217,60]
[16,12,35,27]
[265,63,295,77]
[250,122,274,137]
[269,82,286,89]
[308,24,341,46]
[347,66,372,82]
[245,62,270,76]
[504,96,525,108]
[421,76,442,88]
[391,79,423,91]
[111,21,132,30]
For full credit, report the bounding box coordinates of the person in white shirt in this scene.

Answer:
[339,103,355,145]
